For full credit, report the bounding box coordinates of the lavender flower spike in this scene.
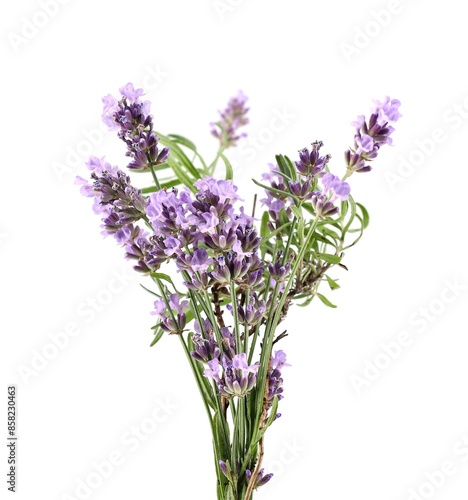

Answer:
[346,96,401,174]
[266,350,290,418]
[210,91,249,148]
[204,353,258,398]
[102,83,170,173]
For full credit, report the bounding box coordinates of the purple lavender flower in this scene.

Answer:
[344,150,371,173]
[147,187,191,236]
[220,327,237,359]
[346,96,401,174]
[268,254,291,283]
[124,232,169,274]
[266,350,290,412]
[373,96,402,125]
[228,293,266,326]
[321,173,351,202]
[191,320,220,363]
[194,177,243,204]
[210,91,249,148]
[101,95,120,131]
[245,468,273,488]
[76,156,148,237]
[151,293,189,334]
[204,353,258,398]
[219,460,229,477]
[102,83,169,172]
[119,82,145,103]
[311,193,340,218]
[204,227,238,252]
[210,252,256,286]
[185,249,213,273]
[260,164,293,232]
[295,141,330,177]
[311,173,350,218]
[287,179,313,200]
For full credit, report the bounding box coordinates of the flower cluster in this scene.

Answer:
[191,319,221,363]
[191,318,259,398]
[152,293,189,335]
[142,178,265,294]
[102,83,169,172]
[205,353,259,398]
[346,96,402,174]
[261,141,351,220]
[210,91,249,148]
[266,350,289,419]
[75,156,148,241]
[311,172,351,218]
[219,461,273,490]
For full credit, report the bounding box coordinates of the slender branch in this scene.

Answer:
[149,163,161,190]
[243,373,270,500]
[212,284,226,329]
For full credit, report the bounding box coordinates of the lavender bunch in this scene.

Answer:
[77,84,401,500]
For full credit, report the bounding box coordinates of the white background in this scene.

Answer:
[2,1,468,499]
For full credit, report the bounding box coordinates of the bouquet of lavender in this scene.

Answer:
[76,84,400,499]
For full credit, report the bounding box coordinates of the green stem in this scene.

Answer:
[208,147,227,176]
[178,334,214,427]
[243,216,321,476]
[243,289,250,354]
[341,170,352,182]
[150,164,161,190]
[203,290,225,351]
[230,282,241,353]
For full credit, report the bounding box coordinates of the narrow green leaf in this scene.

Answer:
[150,328,165,346]
[158,133,203,180]
[342,194,357,234]
[267,220,293,239]
[318,253,342,264]
[316,292,337,308]
[167,157,197,192]
[252,179,299,204]
[325,275,340,290]
[270,166,294,182]
[214,411,231,461]
[260,211,269,240]
[142,178,181,193]
[167,133,198,151]
[219,153,234,180]
[165,134,208,172]
[302,203,316,216]
[295,295,315,307]
[313,233,336,246]
[139,283,159,297]
[225,484,236,500]
[319,225,341,240]
[357,202,370,229]
[275,154,292,179]
[150,272,184,295]
[340,199,349,220]
[284,155,298,182]
[289,205,303,220]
